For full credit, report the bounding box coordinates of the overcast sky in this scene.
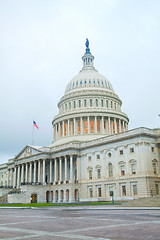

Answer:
[0,0,160,164]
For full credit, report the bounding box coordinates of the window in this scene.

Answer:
[131,163,136,174]
[101,99,103,107]
[79,100,81,108]
[90,99,92,107]
[108,153,111,157]
[97,120,100,132]
[64,123,67,136]
[108,163,113,177]
[69,123,71,135]
[133,185,137,195]
[96,155,100,160]
[130,148,134,153]
[98,187,101,197]
[156,184,159,195]
[65,104,67,111]
[113,121,115,133]
[111,101,113,109]
[90,120,94,132]
[61,124,63,136]
[95,99,98,107]
[114,102,116,109]
[121,165,125,176]
[69,102,71,110]
[97,169,101,179]
[119,150,123,155]
[78,121,81,133]
[89,170,92,180]
[122,186,126,196]
[84,99,87,107]
[89,188,93,197]
[73,101,76,109]
[151,147,155,153]
[106,100,108,108]
[88,156,91,161]
[104,120,106,129]
[153,162,157,174]
[84,120,88,133]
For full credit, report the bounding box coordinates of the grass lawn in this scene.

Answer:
[0,202,120,208]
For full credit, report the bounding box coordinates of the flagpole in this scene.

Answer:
[32,122,34,146]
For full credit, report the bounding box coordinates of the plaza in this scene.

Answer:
[0,206,160,239]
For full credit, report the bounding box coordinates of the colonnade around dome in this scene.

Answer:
[53,116,128,140]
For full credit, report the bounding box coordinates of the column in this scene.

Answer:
[119,119,121,133]
[80,117,83,134]
[77,155,80,181]
[65,156,68,182]
[38,160,41,183]
[59,157,62,182]
[88,116,90,134]
[29,162,32,183]
[102,116,104,134]
[95,116,97,133]
[14,166,17,188]
[25,163,28,183]
[50,159,52,183]
[17,165,20,187]
[10,169,13,187]
[74,118,76,135]
[34,161,36,183]
[54,158,57,182]
[7,169,10,187]
[58,122,61,138]
[68,119,70,135]
[122,120,125,132]
[114,118,117,134]
[69,155,73,183]
[108,117,111,134]
[43,159,46,184]
[21,164,24,183]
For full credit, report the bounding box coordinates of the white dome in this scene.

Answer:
[65,68,114,95]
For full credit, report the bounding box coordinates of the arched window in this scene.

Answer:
[95,99,98,107]
[90,99,92,107]
[73,101,76,109]
[111,101,113,109]
[69,102,71,110]
[106,100,108,108]
[101,99,103,107]
[84,99,87,107]
[79,100,81,108]
[108,163,113,177]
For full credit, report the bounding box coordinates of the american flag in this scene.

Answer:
[33,120,39,129]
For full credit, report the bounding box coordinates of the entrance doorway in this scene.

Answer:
[75,189,78,202]
[31,193,37,203]
[46,191,50,203]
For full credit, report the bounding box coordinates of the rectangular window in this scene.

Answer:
[119,150,123,155]
[90,99,92,107]
[97,169,101,179]
[96,155,100,160]
[111,101,113,108]
[133,185,137,195]
[96,99,98,107]
[130,148,134,153]
[65,104,67,111]
[78,121,81,134]
[89,170,92,180]
[69,123,71,135]
[117,122,119,133]
[156,184,159,195]
[64,123,66,135]
[84,120,88,133]
[122,185,126,196]
[61,124,63,136]
[121,165,125,176]
[151,147,155,152]
[113,121,115,133]
[97,120,100,132]
[79,100,81,108]
[69,102,71,110]
[90,120,94,132]
[74,101,76,109]
[98,187,101,197]
[114,102,116,109]
[104,120,106,129]
[131,164,136,174]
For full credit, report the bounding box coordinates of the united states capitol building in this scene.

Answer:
[0,40,160,203]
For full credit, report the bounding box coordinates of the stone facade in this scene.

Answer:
[0,41,160,203]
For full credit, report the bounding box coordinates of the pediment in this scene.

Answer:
[15,145,42,159]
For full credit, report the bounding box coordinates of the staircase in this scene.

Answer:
[122,196,160,207]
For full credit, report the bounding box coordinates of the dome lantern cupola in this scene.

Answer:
[82,38,95,70]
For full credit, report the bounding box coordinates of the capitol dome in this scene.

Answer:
[51,39,129,146]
